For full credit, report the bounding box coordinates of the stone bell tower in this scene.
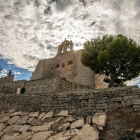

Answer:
[56,39,74,56]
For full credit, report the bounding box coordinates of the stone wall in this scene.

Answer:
[31,60,45,80]
[0,86,139,114]
[25,77,93,94]
[0,75,14,85]
[31,50,96,88]
[0,76,92,94]
[24,77,60,94]
[0,76,26,94]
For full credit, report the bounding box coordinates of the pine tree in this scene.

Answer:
[81,34,140,87]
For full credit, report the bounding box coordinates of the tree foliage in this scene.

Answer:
[81,34,140,87]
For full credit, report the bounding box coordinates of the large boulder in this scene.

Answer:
[52,123,70,132]
[41,111,54,121]
[54,110,68,117]
[92,113,107,127]
[70,118,85,129]
[71,124,99,140]
[7,116,20,125]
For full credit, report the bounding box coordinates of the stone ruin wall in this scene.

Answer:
[0,76,26,94]
[31,60,45,80]
[0,75,93,94]
[0,86,140,114]
[0,75,14,85]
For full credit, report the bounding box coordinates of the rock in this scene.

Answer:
[31,131,53,140]
[8,109,15,114]
[2,113,10,117]
[0,116,10,123]
[70,118,85,129]
[29,112,39,118]
[71,124,99,140]
[108,102,122,109]
[12,125,23,132]
[44,117,64,124]
[19,125,31,133]
[0,132,4,139]
[132,99,140,104]
[3,126,14,133]
[29,124,52,132]
[27,117,35,124]
[86,116,92,125]
[63,129,76,137]
[52,123,70,132]
[15,116,25,125]
[21,116,30,124]
[14,132,33,140]
[92,113,107,127]
[38,113,45,120]
[64,115,77,123]
[0,123,6,130]
[97,125,103,131]
[125,100,132,107]
[20,112,29,116]
[123,96,138,101]
[41,111,54,121]
[69,109,89,116]
[121,101,125,107]
[7,116,20,125]
[133,105,140,109]
[96,104,107,109]
[10,111,22,117]
[29,119,41,126]
[1,133,19,140]
[54,110,68,117]
[47,131,72,140]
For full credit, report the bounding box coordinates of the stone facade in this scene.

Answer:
[31,39,108,89]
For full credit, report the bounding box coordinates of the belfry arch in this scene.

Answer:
[56,39,74,56]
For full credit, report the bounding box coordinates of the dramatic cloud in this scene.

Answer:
[0,0,140,84]
[0,69,8,77]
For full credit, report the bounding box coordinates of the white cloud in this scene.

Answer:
[0,0,140,78]
[13,70,22,75]
[0,69,8,77]
[125,76,140,86]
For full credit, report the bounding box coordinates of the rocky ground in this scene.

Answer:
[0,109,106,140]
[100,111,140,140]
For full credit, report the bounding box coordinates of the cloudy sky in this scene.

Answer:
[0,0,140,86]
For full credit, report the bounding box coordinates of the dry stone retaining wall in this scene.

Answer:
[0,86,140,114]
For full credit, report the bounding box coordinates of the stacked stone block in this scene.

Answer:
[0,109,106,140]
[0,86,140,114]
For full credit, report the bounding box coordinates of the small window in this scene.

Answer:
[67,60,73,65]
[55,64,59,68]
[61,63,65,68]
